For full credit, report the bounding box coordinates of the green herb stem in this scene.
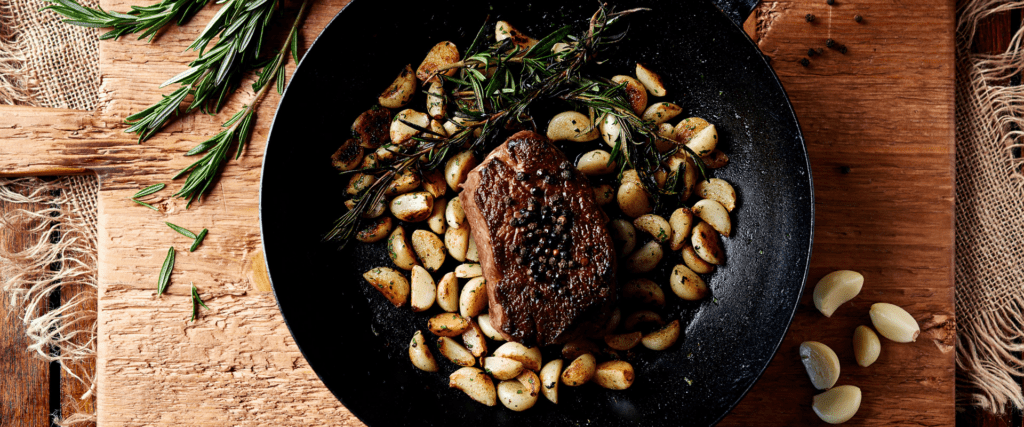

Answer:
[171,0,308,206]
[42,0,211,41]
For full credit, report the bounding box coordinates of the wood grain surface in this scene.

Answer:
[0,0,956,425]
[0,199,50,427]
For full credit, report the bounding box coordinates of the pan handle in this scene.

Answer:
[711,0,759,28]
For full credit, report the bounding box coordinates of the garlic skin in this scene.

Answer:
[799,341,841,390]
[853,325,881,367]
[812,385,862,424]
[869,302,920,343]
[812,270,864,317]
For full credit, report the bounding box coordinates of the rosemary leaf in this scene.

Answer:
[189,282,210,322]
[189,229,209,252]
[166,222,198,239]
[132,183,166,199]
[157,247,175,295]
[132,199,160,211]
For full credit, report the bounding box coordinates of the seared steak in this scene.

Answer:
[460,131,617,346]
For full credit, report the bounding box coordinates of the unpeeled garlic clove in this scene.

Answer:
[799,341,840,390]
[812,385,862,424]
[812,270,864,317]
[869,302,920,343]
[853,325,881,367]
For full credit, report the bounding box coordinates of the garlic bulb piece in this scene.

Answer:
[853,325,881,367]
[869,302,920,343]
[812,270,864,317]
[812,385,862,424]
[799,341,840,390]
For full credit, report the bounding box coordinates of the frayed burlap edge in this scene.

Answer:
[0,177,98,426]
[0,0,35,105]
[955,0,1024,414]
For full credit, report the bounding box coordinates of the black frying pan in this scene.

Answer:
[260,0,812,425]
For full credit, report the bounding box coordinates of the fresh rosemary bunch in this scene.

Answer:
[326,5,706,244]
[122,0,286,142]
[43,0,210,41]
[172,0,308,206]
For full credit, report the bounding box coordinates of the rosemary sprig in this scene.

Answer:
[157,247,175,295]
[561,77,709,205]
[42,0,210,41]
[170,0,308,206]
[122,0,296,142]
[326,5,648,244]
[131,183,165,210]
[189,283,210,322]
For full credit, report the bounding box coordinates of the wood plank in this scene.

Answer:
[0,198,51,427]
[0,0,957,424]
[721,0,956,425]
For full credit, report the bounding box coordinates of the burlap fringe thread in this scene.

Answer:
[956,0,1024,414]
[0,0,34,105]
[0,177,97,426]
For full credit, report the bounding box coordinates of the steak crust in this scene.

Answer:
[459,131,616,346]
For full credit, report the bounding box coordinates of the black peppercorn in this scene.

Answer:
[854,14,862,22]
[826,0,834,5]
[516,172,527,181]
[839,165,851,174]
[839,45,848,54]
[799,58,810,67]
[805,13,815,22]
[825,38,835,48]
[807,48,818,57]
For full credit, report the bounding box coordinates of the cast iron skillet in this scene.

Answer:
[260,0,812,425]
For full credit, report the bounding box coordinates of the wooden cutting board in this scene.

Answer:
[0,0,955,425]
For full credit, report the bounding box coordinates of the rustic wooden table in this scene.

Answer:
[0,0,964,425]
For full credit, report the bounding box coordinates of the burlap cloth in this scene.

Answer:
[1,0,1024,421]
